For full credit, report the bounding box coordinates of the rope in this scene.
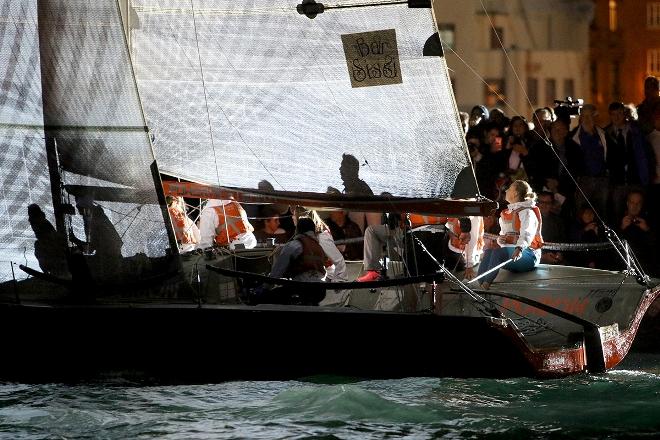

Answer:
[483,232,613,252]
[412,234,568,336]
[478,0,551,144]
[187,0,222,188]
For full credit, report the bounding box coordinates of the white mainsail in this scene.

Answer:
[130,0,473,199]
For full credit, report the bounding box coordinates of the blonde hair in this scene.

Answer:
[510,180,536,202]
[293,206,329,233]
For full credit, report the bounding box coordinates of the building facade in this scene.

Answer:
[590,0,660,115]
[433,0,593,118]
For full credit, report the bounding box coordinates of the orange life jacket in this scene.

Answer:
[168,206,197,244]
[290,234,326,276]
[446,217,485,254]
[500,206,544,249]
[212,202,254,246]
[408,214,447,228]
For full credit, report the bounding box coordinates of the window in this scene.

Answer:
[527,78,538,105]
[609,0,618,32]
[484,78,506,107]
[438,23,456,50]
[590,62,598,99]
[648,2,660,29]
[648,49,660,76]
[563,79,575,99]
[610,62,620,99]
[490,26,504,49]
[545,78,556,106]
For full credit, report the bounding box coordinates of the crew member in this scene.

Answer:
[356,212,402,282]
[253,217,327,305]
[293,206,347,283]
[443,216,484,280]
[408,214,483,279]
[197,199,256,250]
[254,205,288,244]
[476,180,544,290]
[167,196,199,252]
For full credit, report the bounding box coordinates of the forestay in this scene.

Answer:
[130,0,475,199]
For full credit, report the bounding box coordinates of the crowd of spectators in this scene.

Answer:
[459,76,660,276]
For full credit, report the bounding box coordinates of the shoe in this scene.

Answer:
[357,270,383,282]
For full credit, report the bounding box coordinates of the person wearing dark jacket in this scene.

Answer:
[605,102,654,221]
[251,217,327,305]
[638,76,660,136]
[570,104,609,217]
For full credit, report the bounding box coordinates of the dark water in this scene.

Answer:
[2,354,660,440]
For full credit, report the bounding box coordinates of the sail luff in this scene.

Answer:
[111,0,181,256]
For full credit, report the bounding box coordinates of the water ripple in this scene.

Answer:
[0,355,659,439]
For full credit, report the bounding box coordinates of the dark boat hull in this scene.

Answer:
[1,265,657,383]
[0,303,548,383]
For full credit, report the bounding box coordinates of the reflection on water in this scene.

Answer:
[1,354,659,439]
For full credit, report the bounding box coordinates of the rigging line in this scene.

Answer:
[188,0,222,188]
[119,206,142,239]
[614,237,648,283]
[99,204,165,225]
[186,50,286,190]
[477,0,551,144]
[443,44,525,122]
[172,3,286,191]
[445,279,568,338]
[297,22,419,286]
[167,24,285,191]
[434,40,483,199]
[536,129,613,229]
[412,235,567,335]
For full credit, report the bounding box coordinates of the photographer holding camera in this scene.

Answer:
[619,190,656,273]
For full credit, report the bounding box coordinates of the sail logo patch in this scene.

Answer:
[341,29,402,88]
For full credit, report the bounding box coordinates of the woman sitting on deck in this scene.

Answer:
[476,180,544,290]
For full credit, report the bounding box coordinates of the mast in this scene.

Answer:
[36,0,66,235]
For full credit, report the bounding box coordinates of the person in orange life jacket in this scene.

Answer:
[197,199,256,250]
[393,214,483,280]
[476,180,544,290]
[252,217,327,305]
[166,196,200,252]
[442,216,484,280]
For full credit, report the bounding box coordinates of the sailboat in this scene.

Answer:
[0,0,657,383]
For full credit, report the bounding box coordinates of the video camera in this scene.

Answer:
[553,96,584,126]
